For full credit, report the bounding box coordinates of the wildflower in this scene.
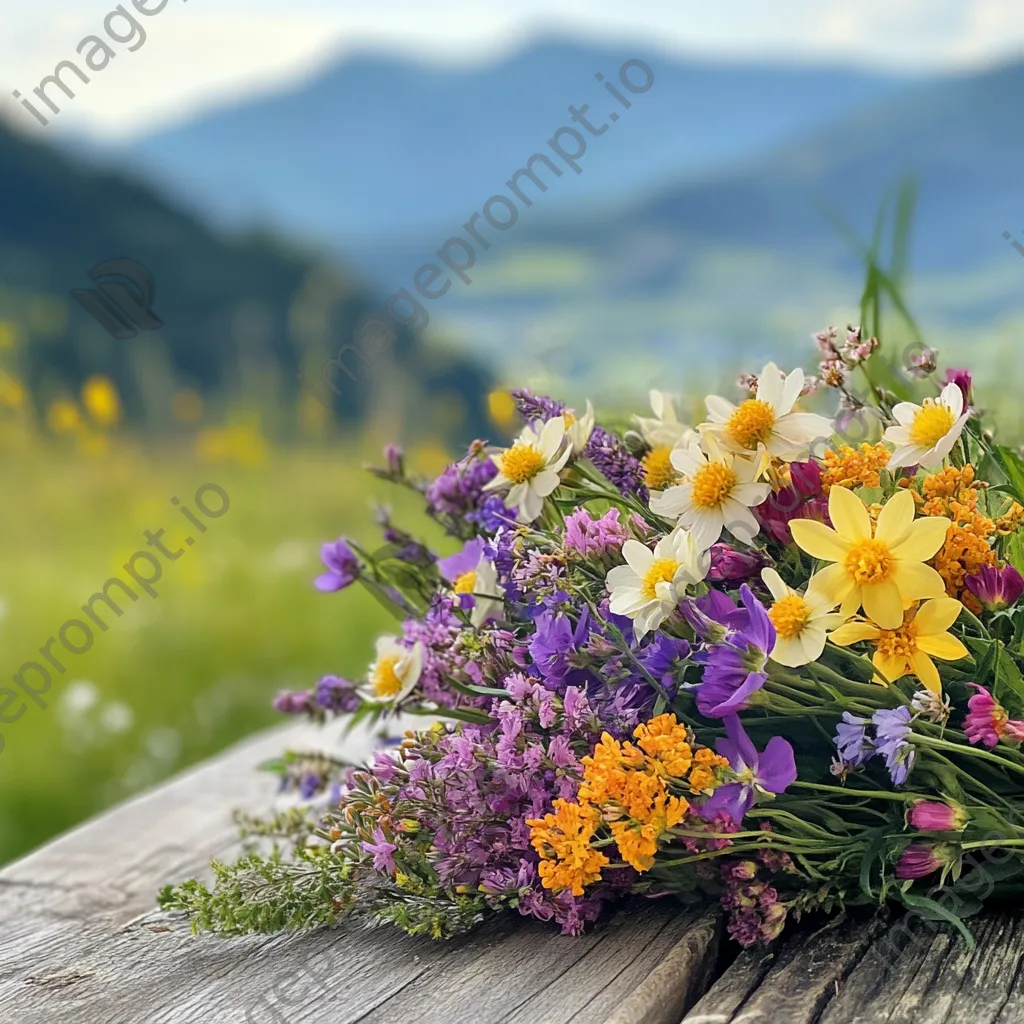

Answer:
[314,675,362,715]
[438,540,505,627]
[829,598,968,694]
[359,827,398,874]
[563,400,595,454]
[883,381,969,470]
[872,706,915,785]
[485,417,571,523]
[943,368,972,405]
[585,426,648,499]
[650,435,770,550]
[790,486,949,629]
[911,688,950,725]
[700,715,797,822]
[834,712,873,768]
[895,843,955,880]
[527,800,610,896]
[563,507,630,560]
[315,538,360,592]
[965,564,1024,612]
[963,684,1024,748]
[695,586,776,717]
[707,544,769,583]
[367,636,424,702]
[754,459,828,545]
[760,566,843,667]
[425,448,499,522]
[701,362,832,460]
[906,800,968,832]
[820,443,891,493]
[606,526,709,640]
[632,390,697,450]
[637,633,691,692]
[632,713,694,778]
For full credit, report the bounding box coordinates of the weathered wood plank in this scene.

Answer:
[0,722,719,1024]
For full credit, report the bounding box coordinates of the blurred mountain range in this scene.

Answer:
[0,123,491,438]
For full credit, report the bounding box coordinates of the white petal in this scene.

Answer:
[761,567,788,601]
[622,539,655,574]
[941,381,964,419]
[705,394,735,424]
[757,362,784,408]
[891,402,920,427]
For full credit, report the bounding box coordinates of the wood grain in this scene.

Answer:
[0,722,719,1024]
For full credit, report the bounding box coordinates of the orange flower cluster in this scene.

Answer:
[528,715,729,891]
[821,443,890,493]
[907,465,1024,613]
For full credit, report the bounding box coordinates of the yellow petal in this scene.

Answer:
[790,519,850,562]
[890,515,951,561]
[828,485,872,541]
[916,631,969,662]
[913,598,963,636]
[829,621,881,646]
[862,579,904,629]
[807,562,856,605]
[874,488,916,546]
[910,650,942,694]
[840,584,863,621]
[873,651,908,683]
[893,561,947,602]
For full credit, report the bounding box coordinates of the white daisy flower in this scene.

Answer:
[633,390,698,450]
[563,400,595,454]
[606,526,709,640]
[649,435,770,550]
[452,554,506,627]
[367,636,424,702]
[761,567,844,668]
[484,417,571,523]
[882,381,969,470]
[702,362,832,460]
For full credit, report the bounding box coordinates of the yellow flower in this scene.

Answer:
[761,567,843,667]
[527,800,609,896]
[829,598,969,694]
[81,375,122,427]
[820,443,890,493]
[46,399,82,435]
[790,487,949,629]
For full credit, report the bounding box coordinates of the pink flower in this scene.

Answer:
[906,800,967,832]
[965,564,1024,612]
[895,843,954,879]
[964,684,1024,748]
[943,367,972,405]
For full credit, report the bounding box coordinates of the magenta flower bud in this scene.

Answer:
[895,843,956,880]
[966,564,1024,612]
[707,543,768,583]
[906,800,967,833]
[384,443,404,476]
[943,367,972,405]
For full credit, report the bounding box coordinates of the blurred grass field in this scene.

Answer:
[0,433,453,867]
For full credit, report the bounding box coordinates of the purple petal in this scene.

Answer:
[699,782,753,823]
[314,572,343,592]
[756,736,797,794]
[723,714,759,770]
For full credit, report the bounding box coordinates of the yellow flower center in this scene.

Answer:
[909,401,955,449]
[874,623,918,660]
[371,654,404,697]
[642,445,679,491]
[726,399,776,449]
[641,558,680,601]
[563,411,576,427]
[768,594,810,639]
[500,443,545,484]
[844,538,894,584]
[691,462,737,509]
[452,569,477,594]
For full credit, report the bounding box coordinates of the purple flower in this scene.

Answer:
[438,539,486,585]
[315,537,360,592]
[834,712,873,768]
[360,827,397,874]
[315,675,361,715]
[425,450,498,521]
[583,426,648,499]
[510,388,566,423]
[943,368,972,405]
[906,800,967,832]
[529,610,590,689]
[638,633,691,692]
[965,564,1024,612]
[563,507,630,559]
[872,706,915,785]
[273,689,315,716]
[384,443,404,476]
[895,843,952,880]
[700,715,797,822]
[707,544,769,583]
[695,586,775,718]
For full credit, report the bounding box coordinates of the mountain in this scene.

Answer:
[0,120,490,438]
[118,39,914,246]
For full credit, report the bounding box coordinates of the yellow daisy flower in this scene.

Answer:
[761,567,844,667]
[829,598,969,694]
[789,487,950,630]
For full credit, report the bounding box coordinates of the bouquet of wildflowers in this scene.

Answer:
[163,324,1024,949]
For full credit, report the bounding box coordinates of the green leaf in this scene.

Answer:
[899,890,976,947]
[990,445,1024,507]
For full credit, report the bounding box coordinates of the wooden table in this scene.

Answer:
[1,723,1018,1023]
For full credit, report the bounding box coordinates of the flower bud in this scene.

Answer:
[906,800,967,833]
[895,842,957,880]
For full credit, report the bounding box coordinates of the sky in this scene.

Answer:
[1,0,1022,138]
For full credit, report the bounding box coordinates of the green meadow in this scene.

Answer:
[0,439,450,867]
